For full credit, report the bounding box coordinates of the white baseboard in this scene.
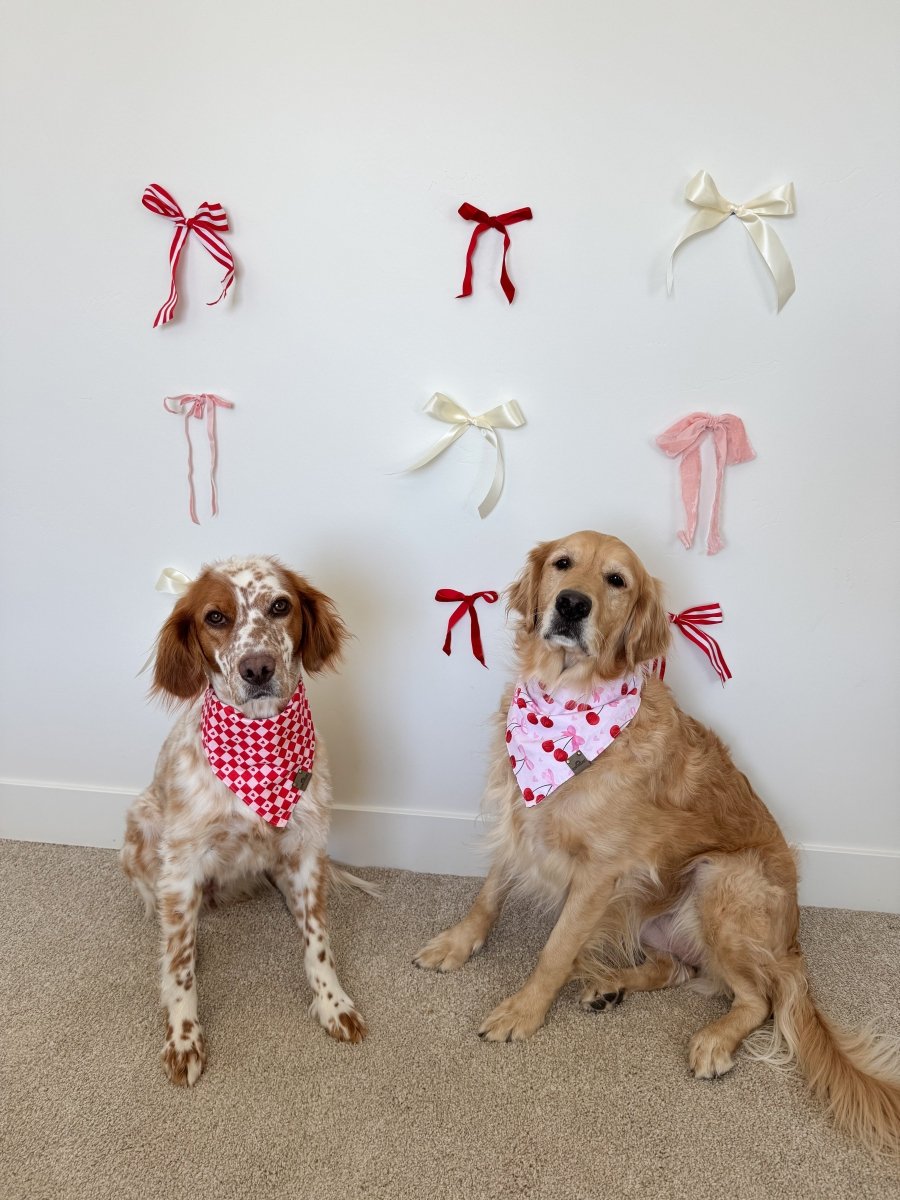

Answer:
[1,779,897,913]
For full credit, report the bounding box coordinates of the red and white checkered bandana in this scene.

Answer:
[200,680,316,828]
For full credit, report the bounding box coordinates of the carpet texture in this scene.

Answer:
[2,840,898,1200]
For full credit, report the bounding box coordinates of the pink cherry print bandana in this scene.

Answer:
[201,679,316,828]
[506,674,642,806]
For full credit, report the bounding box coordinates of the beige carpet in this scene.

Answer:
[2,841,898,1200]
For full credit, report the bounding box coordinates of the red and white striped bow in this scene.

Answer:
[142,183,235,328]
[650,604,732,686]
[163,394,234,524]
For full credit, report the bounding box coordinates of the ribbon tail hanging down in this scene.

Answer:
[739,213,795,312]
[472,400,526,518]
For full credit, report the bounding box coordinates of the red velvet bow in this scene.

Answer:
[456,202,533,304]
[142,183,235,328]
[435,589,499,667]
[651,604,732,686]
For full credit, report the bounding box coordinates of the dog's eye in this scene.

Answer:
[606,574,626,589]
[205,610,226,626]
[553,557,571,571]
[270,598,291,617]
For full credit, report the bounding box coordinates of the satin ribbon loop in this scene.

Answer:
[163,393,234,524]
[142,183,236,328]
[656,412,754,555]
[435,589,499,667]
[403,392,526,518]
[457,202,533,303]
[155,567,193,595]
[668,170,796,311]
[651,604,731,686]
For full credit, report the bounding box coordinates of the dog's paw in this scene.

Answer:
[413,926,483,973]
[579,985,625,1012]
[477,992,546,1042]
[688,1029,735,1079]
[162,1018,206,1086]
[311,993,367,1044]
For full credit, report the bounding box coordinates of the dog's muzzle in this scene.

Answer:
[545,589,592,649]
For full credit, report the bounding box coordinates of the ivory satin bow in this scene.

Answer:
[668,171,797,311]
[142,183,235,328]
[155,567,193,595]
[164,393,234,524]
[403,393,526,518]
[656,413,755,555]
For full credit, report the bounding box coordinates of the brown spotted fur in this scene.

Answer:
[121,556,368,1086]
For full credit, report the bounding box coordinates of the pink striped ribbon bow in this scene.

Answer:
[163,394,234,524]
[656,413,755,555]
[142,183,235,328]
[650,604,732,686]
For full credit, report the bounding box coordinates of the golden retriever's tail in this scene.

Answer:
[761,954,900,1157]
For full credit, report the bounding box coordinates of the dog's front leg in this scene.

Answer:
[414,862,511,971]
[272,846,366,1044]
[157,866,205,1085]
[478,868,615,1042]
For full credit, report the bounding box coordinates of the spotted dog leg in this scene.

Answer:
[272,848,366,1043]
[157,872,206,1085]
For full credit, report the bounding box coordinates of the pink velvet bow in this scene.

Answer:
[656,413,755,555]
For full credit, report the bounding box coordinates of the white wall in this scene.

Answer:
[1,0,898,910]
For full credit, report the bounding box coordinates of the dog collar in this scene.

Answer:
[507,674,642,807]
[201,679,315,828]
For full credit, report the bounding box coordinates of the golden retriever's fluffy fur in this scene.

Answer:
[415,531,900,1156]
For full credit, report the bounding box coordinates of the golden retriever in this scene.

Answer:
[415,531,900,1155]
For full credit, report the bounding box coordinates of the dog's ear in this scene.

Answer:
[151,596,207,704]
[286,571,349,675]
[621,574,670,670]
[507,541,552,632]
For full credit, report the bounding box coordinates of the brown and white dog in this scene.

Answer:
[415,531,900,1155]
[122,556,368,1086]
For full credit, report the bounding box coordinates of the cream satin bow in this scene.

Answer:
[402,393,526,518]
[668,171,797,311]
[155,567,193,595]
[138,569,195,674]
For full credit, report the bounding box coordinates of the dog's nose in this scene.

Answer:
[555,590,592,622]
[239,654,276,685]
